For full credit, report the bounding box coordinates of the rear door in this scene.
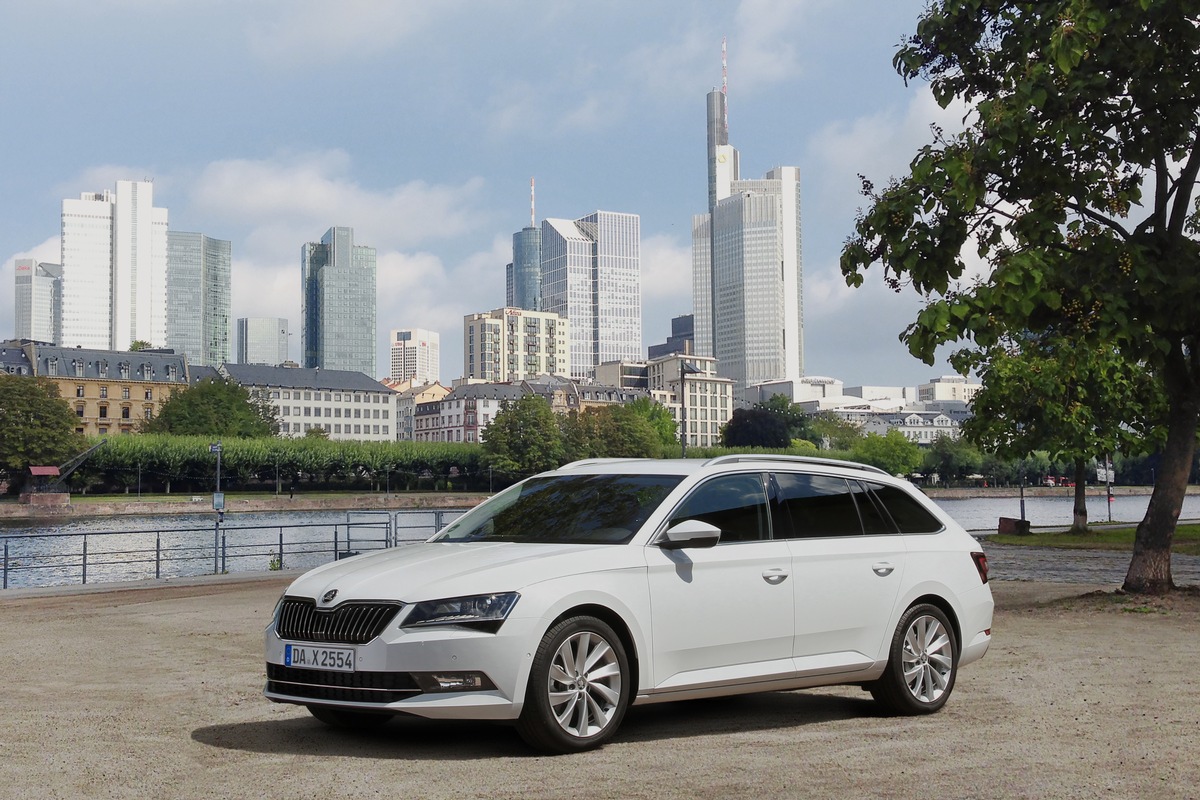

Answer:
[774,472,906,672]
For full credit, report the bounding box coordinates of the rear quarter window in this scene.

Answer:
[869,483,945,534]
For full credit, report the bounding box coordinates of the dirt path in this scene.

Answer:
[1,577,1197,799]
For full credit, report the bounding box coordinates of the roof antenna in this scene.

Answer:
[721,36,729,138]
[530,177,536,228]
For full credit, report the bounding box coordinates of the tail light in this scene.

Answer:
[971,551,989,584]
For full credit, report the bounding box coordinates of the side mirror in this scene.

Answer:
[658,519,721,550]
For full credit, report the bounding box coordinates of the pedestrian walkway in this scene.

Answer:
[983,541,1200,584]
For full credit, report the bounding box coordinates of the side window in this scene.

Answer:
[668,474,768,543]
[851,480,896,535]
[869,483,944,534]
[773,473,863,538]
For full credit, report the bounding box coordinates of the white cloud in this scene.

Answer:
[244,0,456,64]
[186,151,488,259]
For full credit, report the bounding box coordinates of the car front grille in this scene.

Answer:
[266,664,422,704]
[276,597,403,645]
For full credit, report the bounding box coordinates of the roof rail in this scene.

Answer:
[558,458,643,470]
[702,454,890,476]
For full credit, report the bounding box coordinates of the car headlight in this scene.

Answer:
[402,592,520,631]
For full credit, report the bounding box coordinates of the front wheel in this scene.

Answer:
[869,604,958,714]
[516,615,631,753]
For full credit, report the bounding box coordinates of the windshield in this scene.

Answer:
[434,473,685,544]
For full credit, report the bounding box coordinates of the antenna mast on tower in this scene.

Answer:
[530,178,536,228]
[721,36,728,137]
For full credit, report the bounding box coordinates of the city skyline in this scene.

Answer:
[0,1,960,386]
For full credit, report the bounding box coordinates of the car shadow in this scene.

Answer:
[191,690,875,759]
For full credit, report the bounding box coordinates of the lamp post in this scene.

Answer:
[680,357,688,458]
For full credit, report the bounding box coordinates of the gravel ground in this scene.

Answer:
[1,575,1198,800]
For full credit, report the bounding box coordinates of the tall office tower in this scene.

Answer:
[60,180,169,351]
[692,46,803,401]
[505,179,542,310]
[390,328,440,384]
[13,260,62,343]
[301,226,377,375]
[541,211,641,380]
[165,232,231,366]
[237,317,290,365]
[463,307,569,382]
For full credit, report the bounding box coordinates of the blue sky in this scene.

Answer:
[1,0,966,387]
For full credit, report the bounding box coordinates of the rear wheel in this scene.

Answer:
[516,615,631,753]
[307,705,394,729]
[869,604,958,714]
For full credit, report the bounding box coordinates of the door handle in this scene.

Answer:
[762,568,789,585]
[872,562,895,577]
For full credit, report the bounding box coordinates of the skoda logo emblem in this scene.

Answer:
[321,589,339,604]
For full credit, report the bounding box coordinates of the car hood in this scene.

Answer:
[284,541,636,606]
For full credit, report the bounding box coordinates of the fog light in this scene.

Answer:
[412,671,495,693]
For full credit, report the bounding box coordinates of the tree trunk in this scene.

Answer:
[1069,457,1088,534]
[1123,349,1200,594]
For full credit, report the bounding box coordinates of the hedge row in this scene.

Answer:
[72,435,492,494]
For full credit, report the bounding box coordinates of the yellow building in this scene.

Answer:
[14,341,191,436]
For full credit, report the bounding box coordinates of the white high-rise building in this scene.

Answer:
[693,77,803,404]
[60,180,169,351]
[237,317,290,366]
[390,328,440,384]
[463,308,568,383]
[13,260,62,343]
[540,211,641,380]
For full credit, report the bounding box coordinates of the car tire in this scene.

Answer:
[869,603,958,715]
[307,705,394,729]
[516,615,631,753]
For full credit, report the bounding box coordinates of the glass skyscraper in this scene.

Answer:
[13,260,62,343]
[301,226,377,376]
[541,211,641,380]
[237,317,290,366]
[166,232,231,367]
[506,226,542,311]
[693,86,804,403]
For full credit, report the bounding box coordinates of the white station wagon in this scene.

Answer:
[264,455,993,752]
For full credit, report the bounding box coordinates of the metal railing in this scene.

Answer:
[1,509,466,591]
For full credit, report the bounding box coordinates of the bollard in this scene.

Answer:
[155,533,161,580]
[82,536,88,585]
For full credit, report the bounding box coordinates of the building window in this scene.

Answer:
[99,386,108,399]
[145,389,153,401]
[76,405,84,418]
[122,387,130,400]
[98,406,108,419]
[75,385,84,397]
[121,406,131,419]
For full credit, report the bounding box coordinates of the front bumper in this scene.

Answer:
[264,614,541,721]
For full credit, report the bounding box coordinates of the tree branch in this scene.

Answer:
[1168,131,1200,237]
[1064,201,1130,239]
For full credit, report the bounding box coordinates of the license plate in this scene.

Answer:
[284,643,355,672]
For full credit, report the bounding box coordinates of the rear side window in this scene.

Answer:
[773,473,863,538]
[850,480,895,535]
[669,473,769,543]
[868,482,944,534]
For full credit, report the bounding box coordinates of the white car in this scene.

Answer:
[264,455,993,753]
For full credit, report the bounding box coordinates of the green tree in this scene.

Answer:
[0,375,86,492]
[143,377,279,437]
[755,394,819,444]
[808,411,863,451]
[961,336,1161,531]
[482,394,565,477]
[841,0,1200,593]
[592,405,665,459]
[851,430,923,477]
[304,426,331,440]
[721,408,791,449]
[625,397,679,452]
[922,434,984,485]
[128,340,152,351]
